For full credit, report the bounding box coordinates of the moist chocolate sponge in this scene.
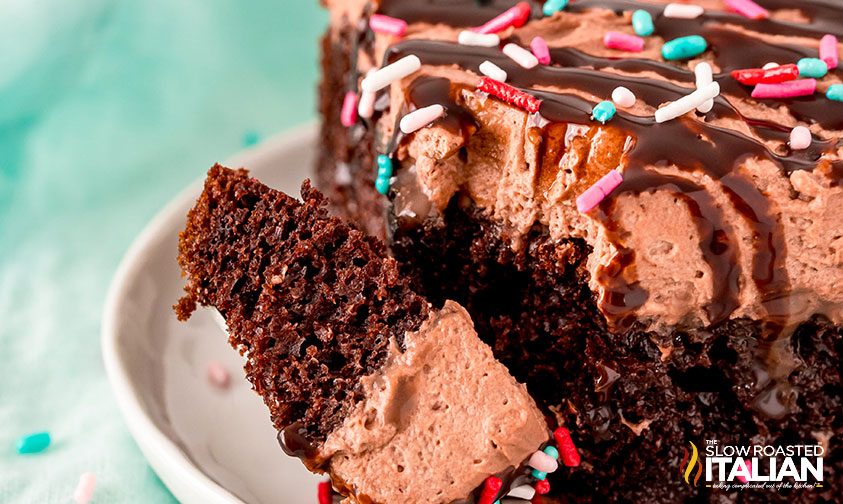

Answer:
[176,165,429,443]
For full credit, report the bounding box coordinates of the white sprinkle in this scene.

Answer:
[762,62,779,70]
[207,361,231,388]
[663,3,704,18]
[72,473,96,504]
[502,43,539,69]
[479,60,508,81]
[458,30,501,47]
[399,104,446,134]
[357,70,377,119]
[693,62,714,113]
[361,55,422,93]
[789,125,812,150]
[507,484,537,500]
[655,82,720,123]
[611,86,636,108]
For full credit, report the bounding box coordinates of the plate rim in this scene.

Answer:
[101,123,318,504]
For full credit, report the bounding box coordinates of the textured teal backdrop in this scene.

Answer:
[0,1,325,501]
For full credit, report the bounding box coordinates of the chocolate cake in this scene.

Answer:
[176,165,558,503]
[315,0,843,501]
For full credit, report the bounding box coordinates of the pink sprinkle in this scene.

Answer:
[724,0,769,19]
[340,91,359,127]
[751,79,816,99]
[73,473,96,504]
[603,31,645,52]
[474,2,531,34]
[737,459,752,483]
[577,170,623,213]
[530,37,551,65]
[528,450,559,473]
[369,14,408,37]
[206,361,230,388]
[820,34,839,69]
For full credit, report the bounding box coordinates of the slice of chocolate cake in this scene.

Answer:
[175,165,556,503]
[317,0,842,501]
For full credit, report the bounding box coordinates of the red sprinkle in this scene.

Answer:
[553,427,581,467]
[534,479,551,495]
[478,476,503,504]
[477,77,542,113]
[731,64,799,85]
[317,481,332,504]
[475,2,531,34]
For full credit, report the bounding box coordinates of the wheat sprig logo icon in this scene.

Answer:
[679,441,703,486]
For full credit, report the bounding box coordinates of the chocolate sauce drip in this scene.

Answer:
[278,422,321,471]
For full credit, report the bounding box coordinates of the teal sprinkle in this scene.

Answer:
[827,84,843,102]
[532,468,548,480]
[591,100,616,124]
[376,154,393,178]
[241,130,261,147]
[542,0,569,16]
[631,10,654,37]
[661,35,708,61]
[375,175,390,195]
[797,57,828,78]
[543,445,560,460]
[16,432,51,454]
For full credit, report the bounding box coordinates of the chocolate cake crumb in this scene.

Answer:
[176,165,429,443]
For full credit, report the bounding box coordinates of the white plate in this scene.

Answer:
[102,124,322,504]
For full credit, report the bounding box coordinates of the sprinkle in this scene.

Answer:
[577,169,623,213]
[731,63,799,85]
[375,177,390,196]
[503,43,539,69]
[603,31,645,52]
[369,14,408,37]
[479,61,508,82]
[531,469,548,480]
[400,104,446,134]
[762,62,780,70]
[554,427,582,467]
[611,86,636,108]
[361,55,422,93]
[375,155,393,195]
[797,57,829,78]
[475,2,531,35]
[358,90,376,119]
[661,35,708,61]
[317,480,332,504]
[508,484,536,499]
[478,476,503,504]
[725,0,769,19]
[655,82,720,123]
[543,0,569,16]
[663,3,704,18]
[827,84,843,101]
[206,361,230,388]
[789,126,812,150]
[458,31,501,47]
[591,100,617,124]
[340,91,359,127]
[477,77,543,113]
[631,10,654,37]
[530,37,551,65]
[529,450,559,473]
[72,473,96,504]
[736,459,752,483]
[534,479,551,495]
[751,79,816,99]
[16,432,51,454]
[543,445,560,460]
[820,34,839,69]
[694,62,714,113]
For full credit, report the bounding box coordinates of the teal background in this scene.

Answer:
[0,1,325,501]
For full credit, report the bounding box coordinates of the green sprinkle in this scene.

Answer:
[531,468,548,480]
[631,10,654,37]
[661,35,708,61]
[797,57,828,78]
[375,176,390,195]
[543,445,560,460]
[542,0,569,16]
[16,432,51,454]
[376,154,393,178]
[827,84,843,102]
[591,100,616,124]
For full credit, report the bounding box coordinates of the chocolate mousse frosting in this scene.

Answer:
[324,0,843,335]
